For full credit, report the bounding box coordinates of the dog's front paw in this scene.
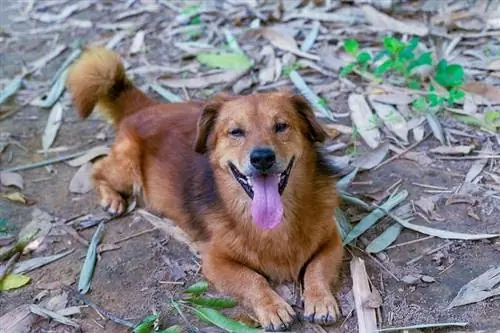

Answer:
[99,186,126,216]
[303,291,340,326]
[254,297,296,332]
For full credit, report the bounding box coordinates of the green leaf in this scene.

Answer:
[426,113,445,144]
[157,325,182,333]
[448,88,465,104]
[343,39,359,55]
[133,314,159,333]
[336,167,359,192]
[365,223,403,253]
[340,63,356,77]
[356,51,372,64]
[374,59,394,77]
[407,79,421,90]
[196,52,252,71]
[407,52,432,74]
[193,307,262,333]
[373,50,389,63]
[185,280,209,295]
[343,190,408,245]
[383,36,406,54]
[335,207,353,242]
[186,296,238,309]
[484,110,500,126]
[0,273,31,291]
[435,62,464,88]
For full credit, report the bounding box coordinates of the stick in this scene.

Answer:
[114,227,156,244]
[350,256,378,333]
[406,241,453,265]
[1,151,86,172]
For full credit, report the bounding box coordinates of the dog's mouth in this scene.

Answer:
[228,157,295,230]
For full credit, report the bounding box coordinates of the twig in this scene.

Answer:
[59,224,89,247]
[374,133,432,171]
[406,241,453,265]
[114,227,156,244]
[159,281,185,285]
[62,284,135,328]
[1,151,86,172]
[0,252,20,283]
[434,155,500,160]
[412,183,448,190]
[386,236,434,250]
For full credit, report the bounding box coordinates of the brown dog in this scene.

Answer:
[66,48,344,331]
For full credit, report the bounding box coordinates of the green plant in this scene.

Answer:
[340,35,466,118]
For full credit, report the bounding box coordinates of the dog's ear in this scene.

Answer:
[289,94,327,143]
[194,92,234,154]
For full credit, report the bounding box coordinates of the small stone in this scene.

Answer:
[421,275,436,283]
[401,274,422,285]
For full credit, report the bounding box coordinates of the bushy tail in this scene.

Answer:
[66,47,156,125]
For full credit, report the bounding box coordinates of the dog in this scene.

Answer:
[66,47,344,331]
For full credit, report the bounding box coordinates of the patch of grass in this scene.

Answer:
[340,36,466,118]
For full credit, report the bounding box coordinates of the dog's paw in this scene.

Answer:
[100,189,126,216]
[254,298,296,332]
[303,292,340,326]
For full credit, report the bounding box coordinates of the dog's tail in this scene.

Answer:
[66,47,156,125]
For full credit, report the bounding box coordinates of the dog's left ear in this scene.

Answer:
[289,94,328,143]
[194,92,234,154]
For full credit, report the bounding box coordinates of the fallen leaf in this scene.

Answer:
[289,70,333,121]
[42,102,64,153]
[56,306,82,317]
[258,45,277,85]
[31,1,92,23]
[160,70,247,89]
[335,207,353,242]
[193,307,261,333]
[348,94,381,149]
[30,304,79,328]
[29,45,67,72]
[365,223,403,253]
[69,162,93,194]
[1,192,28,204]
[448,266,500,309]
[232,75,253,94]
[369,93,413,105]
[31,68,68,108]
[0,273,31,291]
[352,143,390,170]
[370,102,408,142]
[0,171,23,189]
[196,52,252,71]
[106,31,129,50]
[283,7,365,25]
[78,222,105,294]
[18,208,53,252]
[224,29,244,54]
[462,82,500,104]
[0,76,23,105]
[44,293,68,311]
[300,20,320,52]
[430,145,474,155]
[66,145,109,167]
[465,159,487,183]
[149,84,184,102]
[258,28,319,61]
[361,5,428,36]
[426,113,445,145]
[13,249,74,274]
[375,322,467,332]
[129,30,146,55]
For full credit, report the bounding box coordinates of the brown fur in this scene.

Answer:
[66,47,344,331]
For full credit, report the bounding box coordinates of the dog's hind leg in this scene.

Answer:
[302,232,344,326]
[91,133,141,216]
[202,250,296,332]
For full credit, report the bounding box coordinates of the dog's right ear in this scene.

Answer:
[194,92,233,154]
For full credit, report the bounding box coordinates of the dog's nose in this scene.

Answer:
[250,148,276,172]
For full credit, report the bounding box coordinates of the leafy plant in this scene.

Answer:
[340,35,467,119]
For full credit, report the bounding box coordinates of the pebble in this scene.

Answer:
[421,275,436,283]
[401,274,422,285]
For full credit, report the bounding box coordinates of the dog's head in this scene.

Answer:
[194,91,327,230]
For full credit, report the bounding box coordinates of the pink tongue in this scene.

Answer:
[251,175,283,229]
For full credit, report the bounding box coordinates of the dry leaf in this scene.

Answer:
[283,7,365,25]
[259,45,277,85]
[42,102,64,153]
[448,266,500,309]
[369,93,414,105]
[348,94,381,149]
[352,143,390,170]
[0,171,23,189]
[66,146,109,167]
[30,304,79,328]
[13,249,74,274]
[370,101,408,142]
[258,28,319,61]
[31,1,92,23]
[129,30,146,55]
[29,45,67,72]
[465,159,487,183]
[160,70,247,89]
[462,82,500,104]
[430,145,474,155]
[69,162,93,194]
[361,5,428,36]
[19,208,53,252]
[0,305,36,332]
[1,192,28,204]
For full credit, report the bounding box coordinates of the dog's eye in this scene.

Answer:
[274,122,289,133]
[229,128,245,137]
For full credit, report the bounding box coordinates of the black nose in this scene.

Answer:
[250,148,276,172]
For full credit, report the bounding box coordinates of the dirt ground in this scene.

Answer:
[1,1,500,333]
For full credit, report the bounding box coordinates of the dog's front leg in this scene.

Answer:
[302,234,344,325]
[202,251,296,331]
